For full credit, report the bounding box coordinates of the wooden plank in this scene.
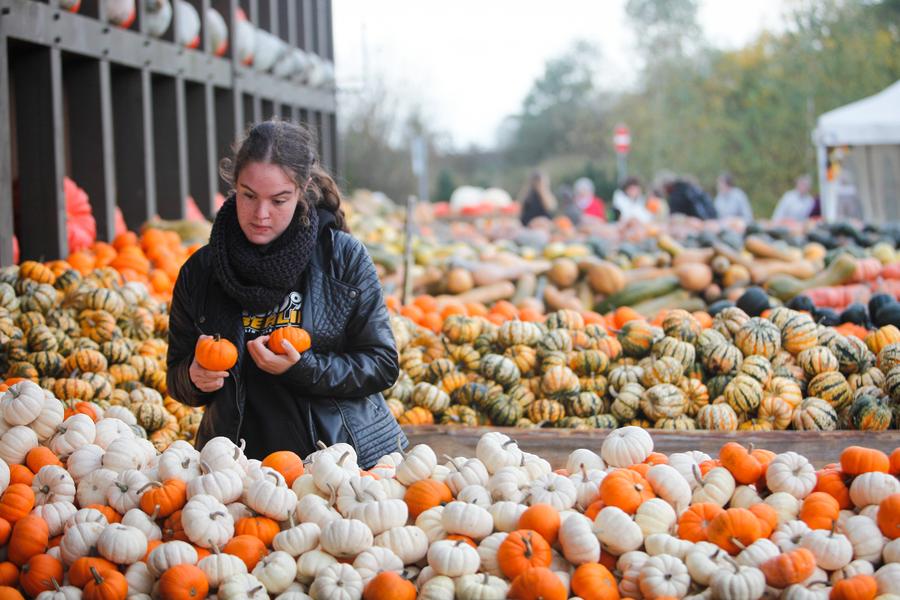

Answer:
[214,85,238,195]
[402,426,900,468]
[112,65,155,229]
[0,35,15,266]
[13,43,67,260]
[152,74,188,219]
[185,81,216,217]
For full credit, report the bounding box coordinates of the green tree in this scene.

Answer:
[434,169,456,202]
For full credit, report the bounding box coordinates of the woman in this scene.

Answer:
[612,177,653,223]
[166,120,405,467]
[519,170,557,226]
[573,177,606,221]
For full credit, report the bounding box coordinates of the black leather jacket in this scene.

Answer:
[165,220,407,468]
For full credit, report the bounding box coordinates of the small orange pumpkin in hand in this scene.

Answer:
[195,334,238,370]
[268,327,311,355]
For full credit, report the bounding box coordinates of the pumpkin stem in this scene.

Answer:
[317,440,328,451]
[482,572,489,584]
[443,455,461,471]
[137,481,163,494]
[396,433,406,456]
[522,533,533,559]
[209,541,220,554]
[691,463,703,485]
[338,451,351,466]
[730,537,747,551]
[209,511,226,519]
[213,333,221,342]
[50,577,62,591]
[348,478,364,502]
[199,461,212,475]
[89,566,103,585]
[250,585,264,595]
[264,471,281,485]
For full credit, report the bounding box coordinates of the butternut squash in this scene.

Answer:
[749,259,819,284]
[744,235,802,262]
[544,284,583,312]
[672,248,715,266]
[766,253,858,301]
[584,260,627,295]
[674,263,713,292]
[437,281,516,305]
[631,290,707,318]
[596,275,681,312]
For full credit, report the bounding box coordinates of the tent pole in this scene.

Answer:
[816,144,834,222]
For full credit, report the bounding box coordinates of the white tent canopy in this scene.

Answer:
[813,81,900,223]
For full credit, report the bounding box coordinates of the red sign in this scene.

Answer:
[614,125,631,154]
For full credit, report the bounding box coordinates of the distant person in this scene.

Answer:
[519,170,557,226]
[666,178,717,220]
[573,177,606,221]
[714,172,753,221]
[773,175,815,221]
[556,184,581,225]
[612,177,653,223]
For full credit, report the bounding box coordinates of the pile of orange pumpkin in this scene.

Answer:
[0,407,896,599]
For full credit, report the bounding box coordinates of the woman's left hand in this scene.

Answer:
[246,336,302,375]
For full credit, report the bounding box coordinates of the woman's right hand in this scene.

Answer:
[189,355,229,392]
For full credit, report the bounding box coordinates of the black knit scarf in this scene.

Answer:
[210,196,319,313]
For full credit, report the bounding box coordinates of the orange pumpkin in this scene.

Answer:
[831,574,878,600]
[235,517,280,548]
[24,447,62,474]
[223,535,267,571]
[68,557,119,587]
[508,567,567,600]
[891,448,900,476]
[840,446,890,475]
[404,480,452,519]
[877,493,900,540]
[813,468,852,510]
[363,571,416,600]
[571,563,619,600]
[749,503,778,538]
[86,505,121,524]
[599,469,655,515]
[497,530,552,580]
[194,334,238,371]
[0,562,16,587]
[139,479,187,518]
[261,451,304,487]
[518,504,561,546]
[7,516,48,567]
[799,492,840,531]
[19,554,61,597]
[162,511,188,542]
[83,566,128,600]
[0,586,24,599]
[719,442,764,485]
[707,508,762,555]
[0,519,10,547]
[157,564,209,600]
[760,548,816,588]
[268,327,311,355]
[0,485,34,524]
[677,503,725,542]
[444,534,477,549]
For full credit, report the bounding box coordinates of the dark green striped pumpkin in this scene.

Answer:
[504,344,538,376]
[652,336,696,371]
[712,307,750,341]
[565,391,605,418]
[610,382,644,422]
[569,350,610,377]
[81,372,114,401]
[479,354,521,387]
[706,374,734,400]
[441,405,480,426]
[738,355,773,386]
[697,329,729,353]
[527,398,567,424]
[545,309,585,331]
[442,315,483,344]
[586,413,619,429]
[877,343,900,373]
[791,397,838,431]
[781,312,819,355]
[83,288,126,318]
[723,374,763,414]
[608,365,645,393]
[538,329,573,357]
[507,384,536,408]
[654,414,697,431]
[734,317,782,359]
[497,320,543,348]
[847,393,892,431]
[100,339,133,365]
[847,366,885,393]
[26,325,59,353]
[473,334,498,357]
[885,366,900,402]
[640,383,686,421]
[579,375,608,397]
[807,371,852,411]
[486,395,523,426]
[617,321,661,358]
[703,343,743,375]
[641,356,685,387]
[696,403,739,431]
[425,358,456,384]
[26,351,65,378]
[540,366,581,399]
[411,382,450,413]
[679,378,710,417]
[449,344,482,372]
[661,309,702,344]
[797,346,839,377]
[827,334,873,375]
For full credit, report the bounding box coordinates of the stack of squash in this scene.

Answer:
[0,260,202,450]
[386,305,900,432]
[0,405,896,599]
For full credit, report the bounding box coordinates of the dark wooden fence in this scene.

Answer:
[0,0,336,264]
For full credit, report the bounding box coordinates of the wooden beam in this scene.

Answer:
[186,81,217,217]
[152,75,188,220]
[13,43,67,260]
[0,35,14,265]
[112,66,156,229]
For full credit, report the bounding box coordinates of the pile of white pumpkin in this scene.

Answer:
[0,378,899,599]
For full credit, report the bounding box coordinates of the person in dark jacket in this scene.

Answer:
[518,170,557,226]
[665,179,718,220]
[166,120,406,468]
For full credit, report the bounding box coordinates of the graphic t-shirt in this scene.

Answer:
[238,290,310,459]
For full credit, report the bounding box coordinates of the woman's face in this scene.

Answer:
[235,161,302,245]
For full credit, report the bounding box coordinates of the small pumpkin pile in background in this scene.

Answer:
[386,304,900,432]
[0,404,895,599]
[0,256,202,450]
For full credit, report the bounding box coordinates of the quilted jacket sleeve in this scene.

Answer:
[283,235,400,398]
[166,252,216,408]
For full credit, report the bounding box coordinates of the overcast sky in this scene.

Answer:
[333,0,787,149]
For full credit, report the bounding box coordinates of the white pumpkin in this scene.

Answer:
[418,574,455,600]
[304,441,357,474]
[67,445,105,483]
[735,538,780,568]
[121,508,162,542]
[644,533,693,560]
[529,472,576,511]
[427,539,480,577]
[147,540,198,577]
[352,546,403,586]
[312,450,358,495]
[75,468,117,507]
[850,472,900,508]
[839,515,885,562]
[0,380,44,425]
[646,464,691,514]
[668,451,711,490]
[488,501,526,533]
[558,512,600,565]
[475,432,523,474]
[48,414,95,458]
[219,573,268,600]
[241,465,286,497]
[335,476,386,517]
[487,466,528,503]
[860,504,880,521]
[373,526,429,565]
[430,464,451,482]
[106,469,150,514]
[456,484,492,508]
[125,561,155,596]
[570,465,606,511]
[441,501,493,540]
[766,452,816,499]
[883,538,900,564]
[100,437,143,473]
[394,444,438,487]
[97,523,148,565]
[445,457,489,496]
[876,563,900,595]
[34,584,82,600]
[639,553,691,599]
[32,465,76,505]
[773,520,812,553]
[0,458,8,493]
[93,419,135,451]
[455,572,508,600]
[618,550,651,598]
[67,508,108,529]
[709,561,766,600]
[103,406,137,426]
[691,467,736,507]
[830,559,875,584]
[60,521,105,565]
[685,543,729,586]
[565,448,605,474]
[31,501,77,537]
[273,521,320,557]
[0,425,39,464]
[764,491,802,525]
[369,452,402,479]
[291,474,324,500]
[182,494,234,549]
[199,437,246,473]
[273,584,311,600]
[594,506,643,555]
[378,477,407,500]
[634,498,677,537]
[187,464,243,503]
[600,426,653,467]
[731,485,764,509]
[800,527,854,571]
[416,506,447,543]
[252,550,297,595]
[348,499,408,536]
[477,532,508,578]
[320,518,373,558]
[295,549,337,584]
[159,442,201,481]
[521,453,552,480]
[246,473,296,521]
[308,563,363,600]
[31,394,64,443]
[781,583,832,600]
[294,494,340,529]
